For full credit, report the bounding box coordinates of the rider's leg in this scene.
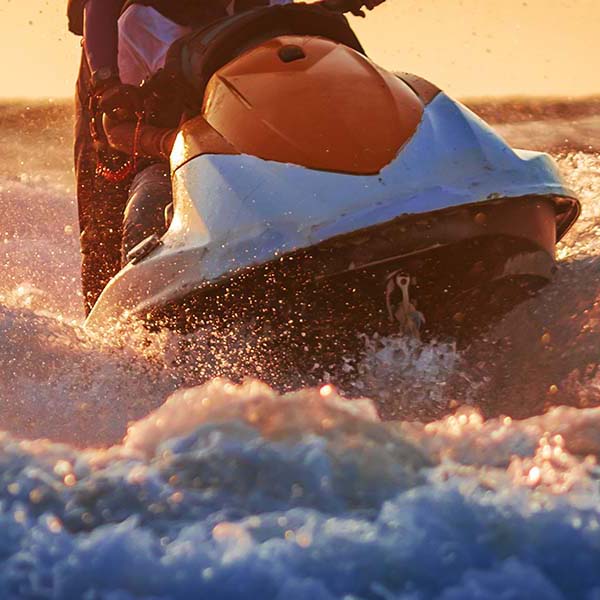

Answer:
[121,163,172,265]
[74,53,130,314]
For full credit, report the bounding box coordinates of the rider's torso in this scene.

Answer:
[68,0,233,35]
[120,0,228,27]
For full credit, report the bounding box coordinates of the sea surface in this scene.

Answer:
[0,97,599,599]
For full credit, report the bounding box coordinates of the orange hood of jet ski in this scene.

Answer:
[193,35,424,175]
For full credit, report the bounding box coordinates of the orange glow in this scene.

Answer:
[0,0,599,99]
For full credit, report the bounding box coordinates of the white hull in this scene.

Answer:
[86,93,576,328]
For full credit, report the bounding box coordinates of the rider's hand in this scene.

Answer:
[97,83,144,123]
[362,0,385,9]
[320,0,385,17]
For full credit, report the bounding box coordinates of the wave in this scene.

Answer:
[0,380,598,598]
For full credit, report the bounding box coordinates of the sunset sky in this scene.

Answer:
[0,0,598,99]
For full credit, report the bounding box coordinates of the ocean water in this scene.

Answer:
[0,99,599,599]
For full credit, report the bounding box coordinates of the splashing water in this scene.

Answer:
[0,99,599,598]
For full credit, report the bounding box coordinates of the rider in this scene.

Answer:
[70,0,241,313]
[69,0,383,313]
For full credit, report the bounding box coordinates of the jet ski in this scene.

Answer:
[85,3,580,347]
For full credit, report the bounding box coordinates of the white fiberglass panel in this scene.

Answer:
[162,93,573,279]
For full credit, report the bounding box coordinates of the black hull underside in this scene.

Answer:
[148,195,571,338]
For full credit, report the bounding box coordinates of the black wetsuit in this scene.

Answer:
[70,0,129,314]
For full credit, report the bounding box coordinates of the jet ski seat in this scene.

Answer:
[153,4,365,121]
